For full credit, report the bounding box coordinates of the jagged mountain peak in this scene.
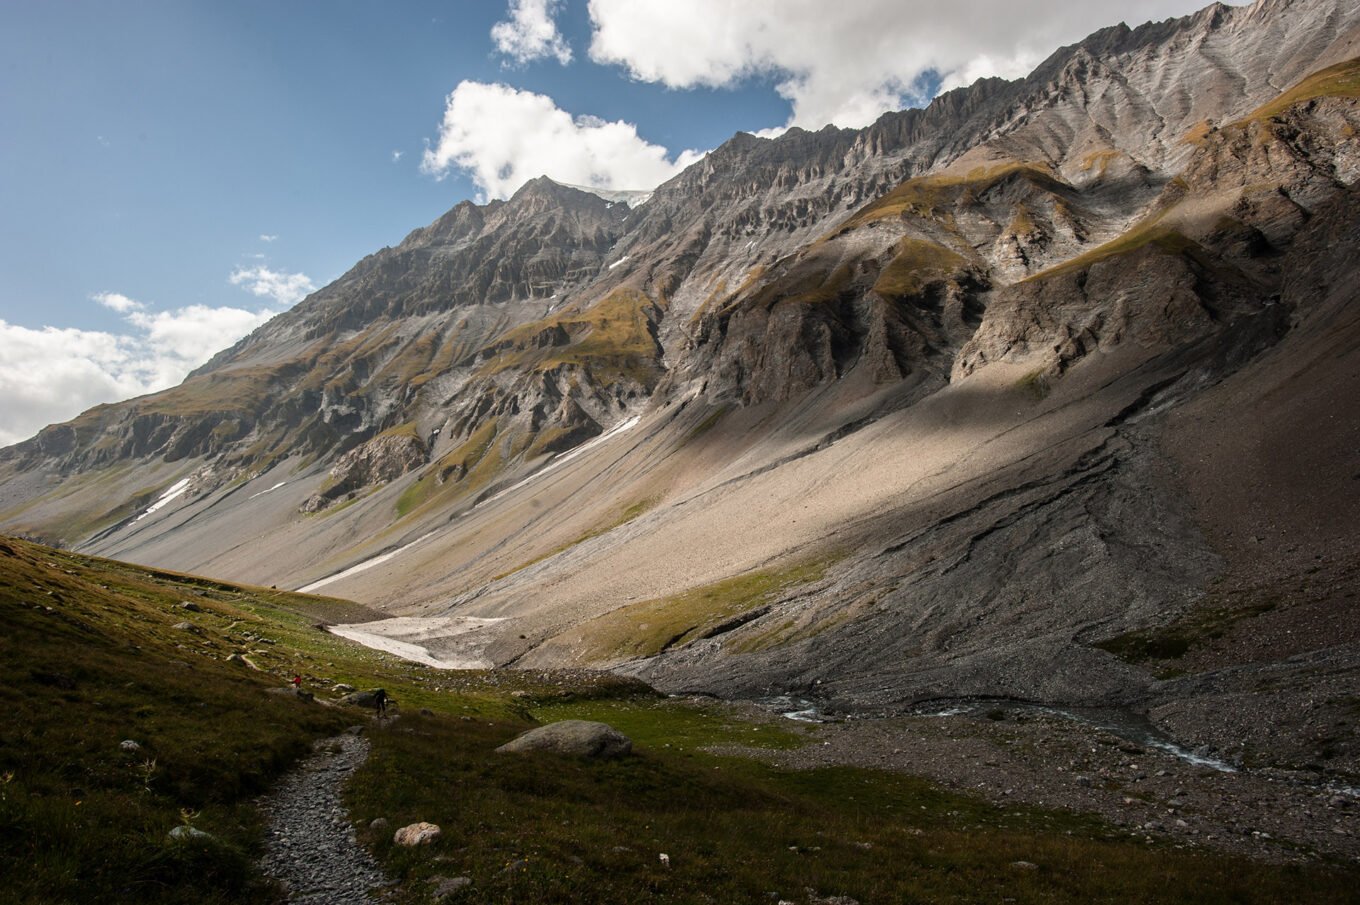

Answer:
[2,1,1359,774]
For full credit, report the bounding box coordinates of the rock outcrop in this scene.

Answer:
[302,433,427,512]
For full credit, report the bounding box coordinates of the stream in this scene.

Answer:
[758,694,1360,799]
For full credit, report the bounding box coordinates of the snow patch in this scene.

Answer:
[296,530,438,594]
[478,415,641,508]
[135,478,191,522]
[249,481,288,500]
[297,415,643,594]
[608,255,629,270]
[557,180,653,207]
[327,616,507,669]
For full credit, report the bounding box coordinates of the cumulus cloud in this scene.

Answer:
[0,295,278,447]
[391,149,404,162]
[421,81,704,199]
[586,0,1207,129]
[228,265,316,306]
[492,0,573,65]
[259,233,278,242]
[92,291,144,313]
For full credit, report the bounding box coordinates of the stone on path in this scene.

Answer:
[168,825,213,843]
[495,720,632,759]
[394,822,441,847]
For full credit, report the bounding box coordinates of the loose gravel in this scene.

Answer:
[710,703,1360,864]
[259,730,390,904]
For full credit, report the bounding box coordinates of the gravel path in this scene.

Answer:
[259,730,390,904]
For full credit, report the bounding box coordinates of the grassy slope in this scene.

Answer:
[2,536,1357,904]
[0,535,630,904]
[1239,57,1360,123]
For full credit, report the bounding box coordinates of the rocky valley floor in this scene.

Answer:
[709,702,1360,866]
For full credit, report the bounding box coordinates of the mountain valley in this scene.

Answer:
[3,2,1360,896]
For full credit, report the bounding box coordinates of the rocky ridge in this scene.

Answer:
[0,0,1358,781]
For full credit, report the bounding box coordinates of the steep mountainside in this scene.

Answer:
[3,0,1359,772]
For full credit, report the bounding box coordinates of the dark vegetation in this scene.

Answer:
[350,697,1360,904]
[2,534,1357,903]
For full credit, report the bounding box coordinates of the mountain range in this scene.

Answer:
[4,0,1359,774]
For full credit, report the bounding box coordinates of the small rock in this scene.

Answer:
[659,853,670,868]
[119,739,142,752]
[226,653,247,666]
[172,621,200,634]
[333,684,356,694]
[178,601,201,612]
[1010,861,1039,872]
[168,826,213,843]
[370,817,390,831]
[432,876,473,899]
[394,822,441,847]
[495,720,632,759]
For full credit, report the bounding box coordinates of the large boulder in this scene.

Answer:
[495,720,632,759]
[339,689,386,710]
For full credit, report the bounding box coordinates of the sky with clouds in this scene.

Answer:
[0,0,1210,446]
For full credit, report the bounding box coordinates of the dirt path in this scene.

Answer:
[258,730,390,903]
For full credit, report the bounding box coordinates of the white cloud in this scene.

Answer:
[259,233,278,242]
[0,300,278,447]
[586,0,1207,129]
[391,149,404,163]
[229,265,316,306]
[92,291,144,313]
[492,0,573,65]
[422,81,704,200]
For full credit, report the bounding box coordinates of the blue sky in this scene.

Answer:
[0,0,1208,445]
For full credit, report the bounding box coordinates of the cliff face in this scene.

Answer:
[3,0,1360,769]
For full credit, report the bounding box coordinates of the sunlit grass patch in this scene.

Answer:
[557,559,833,665]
